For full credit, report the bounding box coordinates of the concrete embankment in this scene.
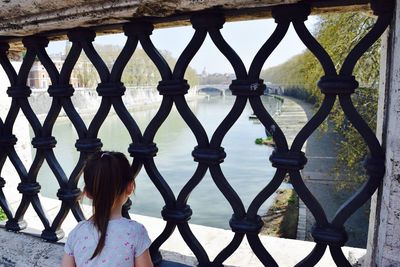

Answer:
[276,96,370,248]
[272,96,309,150]
[269,96,308,240]
[29,86,198,118]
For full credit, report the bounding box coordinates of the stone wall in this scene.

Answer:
[0,0,368,37]
[366,2,400,266]
[29,86,197,116]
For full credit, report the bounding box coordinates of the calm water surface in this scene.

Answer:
[36,94,287,229]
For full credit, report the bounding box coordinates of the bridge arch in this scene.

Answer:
[197,84,230,96]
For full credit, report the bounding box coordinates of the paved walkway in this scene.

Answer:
[286,98,370,248]
[272,97,308,240]
[273,97,309,150]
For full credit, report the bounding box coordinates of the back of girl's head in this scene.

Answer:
[83,151,134,259]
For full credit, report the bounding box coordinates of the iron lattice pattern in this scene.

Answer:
[0,2,394,266]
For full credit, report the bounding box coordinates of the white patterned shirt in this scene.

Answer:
[65,217,151,267]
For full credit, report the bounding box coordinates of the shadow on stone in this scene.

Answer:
[159,260,193,267]
[160,249,236,267]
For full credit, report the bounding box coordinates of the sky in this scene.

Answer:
[47,16,318,74]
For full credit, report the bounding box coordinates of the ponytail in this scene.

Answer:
[83,151,133,260]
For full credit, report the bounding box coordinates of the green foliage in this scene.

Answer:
[288,193,296,205]
[255,136,274,145]
[255,138,263,145]
[332,87,378,189]
[0,208,6,221]
[75,44,199,88]
[261,12,380,189]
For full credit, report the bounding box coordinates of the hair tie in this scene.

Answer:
[101,152,111,158]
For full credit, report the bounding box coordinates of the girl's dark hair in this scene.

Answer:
[83,151,134,260]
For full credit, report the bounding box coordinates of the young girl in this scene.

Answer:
[61,151,153,267]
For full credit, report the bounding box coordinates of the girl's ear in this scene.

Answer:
[126,181,135,195]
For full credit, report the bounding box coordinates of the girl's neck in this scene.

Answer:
[109,202,123,220]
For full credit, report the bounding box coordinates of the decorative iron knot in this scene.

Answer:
[192,146,226,165]
[229,214,264,234]
[0,42,9,52]
[190,13,225,30]
[57,188,82,203]
[17,182,41,195]
[42,228,64,242]
[318,75,359,95]
[370,0,395,15]
[123,21,154,36]
[6,218,27,232]
[311,224,348,247]
[75,138,102,153]
[22,36,49,49]
[122,198,133,219]
[31,136,57,149]
[67,28,96,43]
[128,143,158,159]
[157,80,190,96]
[272,3,311,24]
[229,80,266,97]
[96,82,126,97]
[269,150,307,170]
[0,177,5,188]
[0,134,17,147]
[161,205,192,223]
[7,85,32,98]
[364,155,385,178]
[48,84,74,97]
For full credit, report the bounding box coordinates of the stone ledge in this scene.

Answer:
[0,0,370,57]
[0,0,370,38]
[0,190,366,266]
[0,222,366,267]
[0,228,63,267]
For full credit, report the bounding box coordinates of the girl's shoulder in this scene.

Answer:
[68,220,95,238]
[74,219,94,229]
[110,217,148,234]
[65,219,95,249]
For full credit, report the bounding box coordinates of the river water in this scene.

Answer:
[36,93,287,229]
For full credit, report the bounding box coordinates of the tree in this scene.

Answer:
[261,12,380,189]
[74,45,199,88]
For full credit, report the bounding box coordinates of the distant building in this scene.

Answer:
[201,67,208,78]
[198,71,236,85]
[27,53,85,89]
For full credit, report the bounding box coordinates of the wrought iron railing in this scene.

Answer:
[0,1,394,266]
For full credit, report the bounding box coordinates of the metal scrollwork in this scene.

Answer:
[0,0,394,266]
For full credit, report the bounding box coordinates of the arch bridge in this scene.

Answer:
[197,84,230,96]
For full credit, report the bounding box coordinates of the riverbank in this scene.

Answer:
[262,96,308,240]
[261,96,369,248]
[34,88,202,121]
[261,189,299,238]
[284,97,370,248]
